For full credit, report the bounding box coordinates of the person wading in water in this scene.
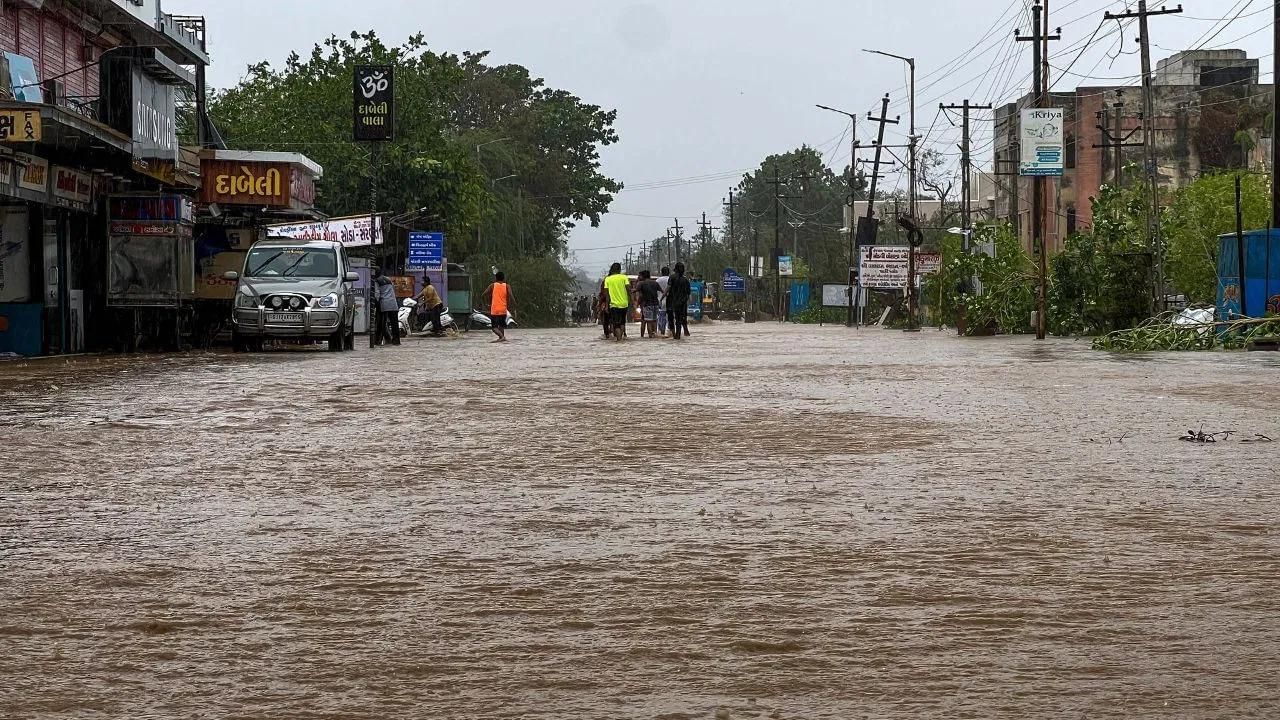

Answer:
[481,271,514,342]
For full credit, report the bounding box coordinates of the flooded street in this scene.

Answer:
[4,323,1280,719]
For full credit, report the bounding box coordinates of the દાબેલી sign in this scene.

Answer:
[353,65,395,142]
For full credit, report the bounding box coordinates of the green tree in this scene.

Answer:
[1047,183,1153,334]
[209,31,622,326]
[1163,172,1270,304]
[717,146,861,308]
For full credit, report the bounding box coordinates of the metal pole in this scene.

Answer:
[961,100,971,249]
[1236,173,1248,318]
[773,166,782,320]
[907,58,919,330]
[848,117,858,328]
[1033,3,1047,340]
[1275,0,1280,230]
[1114,91,1125,186]
[1137,0,1162,311]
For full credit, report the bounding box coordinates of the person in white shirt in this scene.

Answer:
[655,265,671,338]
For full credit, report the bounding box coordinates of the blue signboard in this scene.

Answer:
[722,268,746,294]
[407,231,444,271]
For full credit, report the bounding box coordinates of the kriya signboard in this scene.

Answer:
[353,65,395,141]
[407,232,444,271]
[1020,108,1064,176]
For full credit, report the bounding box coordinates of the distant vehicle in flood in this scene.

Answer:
[223,238,358,352]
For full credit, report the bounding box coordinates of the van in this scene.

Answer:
[223,238,358,352]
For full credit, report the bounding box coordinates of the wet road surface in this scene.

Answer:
[3,324,1280,719]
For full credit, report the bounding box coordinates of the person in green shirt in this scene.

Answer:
[603,262,632,342]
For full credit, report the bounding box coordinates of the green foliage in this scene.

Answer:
[209,31,621,326]
[1093,315,1280,352]
[924,223,1035,335]
[1047,183,1153,335]
[790,304,845,325]
[1163,172,1270,304]
[719,146,858,283]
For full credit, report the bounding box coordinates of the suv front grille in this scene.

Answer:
[261,294,310,311]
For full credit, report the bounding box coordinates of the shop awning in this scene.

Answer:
[0,101,132,154]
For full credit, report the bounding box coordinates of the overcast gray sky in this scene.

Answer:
[167,0,1271,269]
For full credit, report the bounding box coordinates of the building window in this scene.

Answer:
[1065,134,1076,169]
[1067,205,1077,235]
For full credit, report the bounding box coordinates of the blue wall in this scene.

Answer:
[1217,229,1280,319]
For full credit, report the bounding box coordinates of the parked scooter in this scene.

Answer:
[469,309,517,331]
[400,298,458,336]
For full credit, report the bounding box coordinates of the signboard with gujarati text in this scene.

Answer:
[201,160,291,207]
[0,109,41,143]
[266,215,383,248]
[1020,108,1064,176]
[406,231,444,272]
[858,246,942,290]
[353,65,395,141]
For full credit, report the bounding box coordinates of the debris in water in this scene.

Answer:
[1180,426,1233,443]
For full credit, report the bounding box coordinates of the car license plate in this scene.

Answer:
[267,312,303,323]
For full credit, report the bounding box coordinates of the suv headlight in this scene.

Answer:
[235,290,257,308]
[316,293,339,309]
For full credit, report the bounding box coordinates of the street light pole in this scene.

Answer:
[864,49,919,330]
[816,104,859,327]
[474,136,511,255]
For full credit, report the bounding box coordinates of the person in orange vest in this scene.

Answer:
[481,271,515,342]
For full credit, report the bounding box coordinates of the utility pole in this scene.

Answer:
[1274,0,1280,232]
[1017,4,1060,340]
[1104,1,1182,312]
[747,210,766,323]
[698,211,719,271]
[670,218,684,266]
[816,103,862,327]
[766,167,803,320]
[942,100,993,250]
[861,95,899,326]
[1093,89,1142,187]
[723,191,738,268]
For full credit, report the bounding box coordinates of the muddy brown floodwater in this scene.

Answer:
[3,323,1280,719]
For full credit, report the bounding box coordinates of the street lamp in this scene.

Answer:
[864,48,919,331]
[475,138,512,253]
[816,103,861,328]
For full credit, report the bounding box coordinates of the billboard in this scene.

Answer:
[1020,108,1064,176]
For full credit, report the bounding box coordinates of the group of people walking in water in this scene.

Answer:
[596,262,692,342]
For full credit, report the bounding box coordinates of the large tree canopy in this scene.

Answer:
[208,31,622,323]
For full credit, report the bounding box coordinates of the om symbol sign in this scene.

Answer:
[360,71,389,100]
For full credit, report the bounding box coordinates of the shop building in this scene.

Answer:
[0,0,208,356]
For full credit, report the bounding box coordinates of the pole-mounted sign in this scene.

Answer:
[353,65,395,141]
